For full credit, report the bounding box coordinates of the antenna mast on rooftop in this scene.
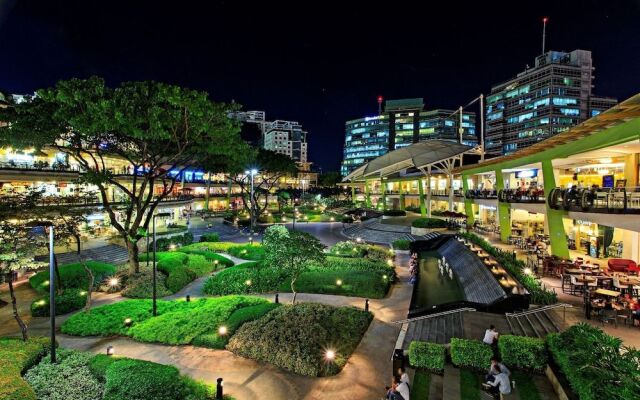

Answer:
[542,17,548,54]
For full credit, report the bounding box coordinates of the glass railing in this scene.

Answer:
[548,187,640,214]
[0,161,81,172]
[465,190,498,199]
[498,188,545,203]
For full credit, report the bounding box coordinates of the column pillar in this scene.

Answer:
[381,178,387,211]
[351,184,356,206]
[426,169,432,217]
[204,172,211,210]
[624,153,639,186]
[418,178,427,217]
[398,183,405,211]
[495,168,512,243]
[226,178,232,210]
[462,173,475,225]
[365,180,372,208]
[447,172,454,211]
[542,159,570,258]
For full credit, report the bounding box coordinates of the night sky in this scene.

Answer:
[1,0,639,172]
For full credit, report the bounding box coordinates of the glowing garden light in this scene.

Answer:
[108,277,119,287]
[218,326,228,336]
[325,349,336,361]
[523,267,532,275]
[124,318,132,327]
[37,300,46,306]
[245,279,252,286]
[382,275,388,280]
[356,237,362,243]
[386,259,393,266]
[336,279,343,286]
[79,291,87,296]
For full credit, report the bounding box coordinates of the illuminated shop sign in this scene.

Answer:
[515,169,538,179]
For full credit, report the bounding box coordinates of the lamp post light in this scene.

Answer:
[26,220,56,363]
[152,211,172,316]
[245,169,258,235]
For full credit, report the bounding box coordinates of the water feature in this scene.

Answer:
[411,251,465,310]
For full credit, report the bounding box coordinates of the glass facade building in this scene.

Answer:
[485,49,617,155]
[341,98,477,176]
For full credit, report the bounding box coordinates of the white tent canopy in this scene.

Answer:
[343,140,475,181]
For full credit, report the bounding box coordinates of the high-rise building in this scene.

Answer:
[231,111,309,163]
[485,49,617,155]
[341,98,477,176]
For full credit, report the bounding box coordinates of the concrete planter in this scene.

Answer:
[411,226,447,236]
[393,249,410,255]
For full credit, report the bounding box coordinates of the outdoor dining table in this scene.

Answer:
[619,277,640,286]
[593,288,621,297]
[575,276,596,284]
[565,268,593,275]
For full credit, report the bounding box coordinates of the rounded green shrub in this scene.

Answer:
[31,288,87,317]
[121,270,172,298]
[408,341,446,373]
[103,359,186,400]
[29,261,117,293]
[199,232,220,242]
[0,337,51,400]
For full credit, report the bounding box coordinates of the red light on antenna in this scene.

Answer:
[377,95,383,103]
[543,17,548,23]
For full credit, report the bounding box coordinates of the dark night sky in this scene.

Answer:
[1,0,639,172]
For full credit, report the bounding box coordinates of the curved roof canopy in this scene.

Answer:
[343,139,474,181]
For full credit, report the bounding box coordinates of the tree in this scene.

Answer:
[318,171,342,188]
[0,77,247,273]
[0,222,47,340]
[263,226,325,304]
[227,149,298,230]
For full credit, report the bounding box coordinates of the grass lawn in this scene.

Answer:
[513,371,542,400]
[460,369,481,400]
[61,296,270,346]
[227,303,372,377]
[411,370,431,399]
[178,242,265,260]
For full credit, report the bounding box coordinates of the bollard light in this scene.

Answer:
[124,318,133,327]
[106,345,114,356]
[275,293,279,304]
[216,377,224,400]
[245,279,252,286]
[386,259,393,266]
[365,298,369,312]
[356,237,362,243]
[523,267,532,275]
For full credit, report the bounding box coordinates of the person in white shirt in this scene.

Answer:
[485,356,511,383]
[483,325,500,345]
[394,375,410,400]
[397,366,410,387]
[483,365,512,397]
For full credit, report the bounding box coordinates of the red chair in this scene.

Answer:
[608,259,640,275]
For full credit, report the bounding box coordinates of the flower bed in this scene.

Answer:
[227,303,372,376]
[461,232,557,305]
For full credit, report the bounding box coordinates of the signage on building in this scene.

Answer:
[515,169,538,179]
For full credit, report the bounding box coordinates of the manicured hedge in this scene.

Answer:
[30,288,87,317]
[450,338,493,371]
[392,239,411,250]
[227,303,372,376]
[383,209,406,216]
[103,358,186,400]
[179,242,265,260]
[461,232,557,305]
[24,349,103,400]
[177,244,234,267]
[411,217,448,229]
[192,302,280,349]
[547,323,640,400]
[0,337,51,400]
[61,296,269,347]
[121,270,173,299]
[29,261,117,292]
[328,241,394,262]
[202,262,286,295]
[498,335,547,372]
[408,341,446,373]
[152,232,194,251]
[199,232,220,242]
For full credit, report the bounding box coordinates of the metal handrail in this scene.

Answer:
[393,307,476,324]
[505,303,572,317]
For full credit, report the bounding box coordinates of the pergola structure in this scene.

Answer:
[343,140,478,216]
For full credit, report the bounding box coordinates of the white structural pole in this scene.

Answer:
[458,106,463,143]
[480,93,485,161]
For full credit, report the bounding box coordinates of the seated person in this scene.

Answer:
[483,365,512,397]
[483,325,500,345]
[485,356,510,383]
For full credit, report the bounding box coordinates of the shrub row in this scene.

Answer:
[450,338,493,371]
[408,341,446,373]
[152,232,194,251]
[547,323,640,400]
[392,239,411,250]
[328,241,394,262]
[460,232,557,304]
[227,303,372,376]
[179,242,265,261]
[411,217,448,229]
[31,288,88,317]
[0,337,51,400]
[199,232,220,242]
[383,209,406,217]
[29,261,117,293]
[498,335,547,372]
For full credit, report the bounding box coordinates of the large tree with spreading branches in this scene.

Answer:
[0,77,247,273]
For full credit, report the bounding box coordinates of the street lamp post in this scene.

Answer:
[26,220,56,363]
[244,169,258,234]
[152,211,172,316]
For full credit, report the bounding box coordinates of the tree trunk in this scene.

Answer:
[82,262,94,312]
[8,280,28,341]
[290,277,297,304]
[126,239,140,274]
[75,235,81,256]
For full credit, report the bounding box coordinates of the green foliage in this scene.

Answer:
[383,209,406,216]
[408,341,446,372]
[153,232,194,251]
[88,354,117,382]
[547,323,640,400]
[411,370,431,400]
[137,251,217,294]
[227,303,372,376]
[459,369,481,400]
[0,337,51,400]
[192,303,280,349]
[103,359,187,400]
[178,245,234,267]
[30,287,87,317]
[512,371,542,400]
[29,261,117,292]
[199,232,220,242]
[498,335,547,372]
[450,338,493,371]
[227,243,265,260]
[121,270,172,298]
[24,349,104,400]
[411,217,448,229]
[328,241,365,257]
[62,296,269,348]
[202,261,285,295]
[461,232,557,304]
[392,239,411,250]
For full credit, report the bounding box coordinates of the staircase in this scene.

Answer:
[398,308,474,346]
[342,218,442,244]
[505,304,570,338]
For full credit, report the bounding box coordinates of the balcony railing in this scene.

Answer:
[548,187,640,214]
[498,188,545,203]
[465,189,498,199]
[0,161,81,173]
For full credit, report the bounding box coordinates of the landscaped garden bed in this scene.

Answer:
[460,232,557,305]
[227,303,372,376]
[179,242,265,261]
[0,338,233,400]
[411,217,448,235]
